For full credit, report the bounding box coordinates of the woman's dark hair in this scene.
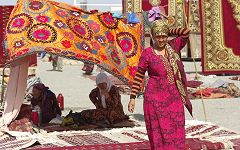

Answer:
[33,83,49,92]
[150,39,154,47]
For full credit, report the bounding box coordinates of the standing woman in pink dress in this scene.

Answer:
[128,19,193,150]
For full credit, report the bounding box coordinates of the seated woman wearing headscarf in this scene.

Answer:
[8,83,61,132]
[31,83,62,124]
[79,72,126,124]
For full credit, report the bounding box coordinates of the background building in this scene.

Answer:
[74,0,122,12]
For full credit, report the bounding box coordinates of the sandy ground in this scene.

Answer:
[36,58,240,132]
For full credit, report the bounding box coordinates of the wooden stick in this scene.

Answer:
[200,85,207,122]
[182,1,207,121]
[183,1,199,80]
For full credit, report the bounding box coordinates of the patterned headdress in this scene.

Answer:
[151,19,169,36]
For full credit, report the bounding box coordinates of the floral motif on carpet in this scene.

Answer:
[4,0,144,85]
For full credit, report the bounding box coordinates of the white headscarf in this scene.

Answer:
[96,72,112,108]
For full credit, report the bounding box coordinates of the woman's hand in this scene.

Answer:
[128,98,135,113]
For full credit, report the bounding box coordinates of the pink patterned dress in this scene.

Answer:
[131,36,192,150]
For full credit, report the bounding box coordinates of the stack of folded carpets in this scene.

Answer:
[229,76,240,81]
[188,82,240,99]
[7,104,34,133]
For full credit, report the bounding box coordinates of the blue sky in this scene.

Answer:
[0,0,122,11]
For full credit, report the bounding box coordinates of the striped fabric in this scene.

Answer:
[130,68,146,99]
[169,28,190,39]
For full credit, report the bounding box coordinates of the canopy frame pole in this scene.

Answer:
[0,63,9,108]
[0,41,10,108]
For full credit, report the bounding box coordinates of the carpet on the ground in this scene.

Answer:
[32,121,240,149]
[188,83,240,99]
[0,132,36,150]
[1,120,240,149]
[41,119,138,133]
[29,141,150,150]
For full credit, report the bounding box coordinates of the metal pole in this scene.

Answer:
[0,64,8,107]
[0,40,10,107]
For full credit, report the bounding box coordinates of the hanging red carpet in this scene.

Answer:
[0,6,38,69]
[0,6,14,67]
[200,0,240,74]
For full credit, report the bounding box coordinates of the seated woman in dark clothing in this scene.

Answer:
[66,72,127,125]
[31,83,61,124]
[8,83,61,132]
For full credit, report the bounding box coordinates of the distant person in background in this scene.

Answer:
[40,52,46,59]
[57,57,63,71]
[50,55,63,72]
[82,62,94,74]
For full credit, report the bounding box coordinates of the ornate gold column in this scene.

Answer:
[123,0,142,13]
[228,0,240,30]
[189,0,200,33]
[188,0,201,58]
[168,0,185,28]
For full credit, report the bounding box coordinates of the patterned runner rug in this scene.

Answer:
[1,120,240,149]
[57,133,118,145]
[0,132,36,150]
